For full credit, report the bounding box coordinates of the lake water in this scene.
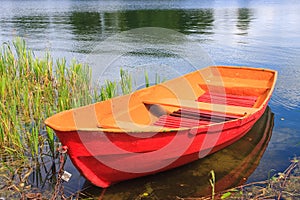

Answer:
[1,0,300,198]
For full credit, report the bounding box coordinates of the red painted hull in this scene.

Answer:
[55,104,267,188]
[45,66,277,188]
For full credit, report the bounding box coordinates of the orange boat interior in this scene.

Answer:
[45,66,277,132]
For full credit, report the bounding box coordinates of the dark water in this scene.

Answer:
[1,0,300,198]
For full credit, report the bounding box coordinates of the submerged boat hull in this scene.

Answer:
[45,66,277,188]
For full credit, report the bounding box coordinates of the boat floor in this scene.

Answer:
[151,92,258,128]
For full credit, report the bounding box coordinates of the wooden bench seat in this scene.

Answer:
[145,98,258,128]
[197,92,257,107]
[143,98,257,117]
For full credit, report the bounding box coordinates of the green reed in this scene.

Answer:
[120,68,133,95]
[0,38,95,159]
[0,38,170,198]
[145,70,150,88]
[0,38,166,161]
[209,170,216,200]
[99,80,117,101]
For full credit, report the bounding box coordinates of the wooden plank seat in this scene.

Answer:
[171,108,239,121]
[145,98,258,128]
[197,92,257,107]
[143,98,257,117]
[153,108,240,128]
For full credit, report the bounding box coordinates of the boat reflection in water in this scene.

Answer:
[77,106,274,199]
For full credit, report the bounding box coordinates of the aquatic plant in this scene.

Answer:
[144,70,150,88]
[99,80,117,101]
[0,38,166,158]
[0,38,104,198]
[0,38,95,159]
[209,170,216,200]
[120,68,133,94]
[0,38,167,199]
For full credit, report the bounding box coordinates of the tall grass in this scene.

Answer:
[98,80,117,101]
[0,38,165,160]
[120,68,133,95]
[0,38,169,197]
[0,38,95,158]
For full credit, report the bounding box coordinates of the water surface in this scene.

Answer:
[1,0,300,198]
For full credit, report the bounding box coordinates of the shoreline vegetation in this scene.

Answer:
[0,38,140,157]
[0,38,299,199]
[0,38,134,199]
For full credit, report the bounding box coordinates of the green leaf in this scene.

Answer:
[221,192,232,199]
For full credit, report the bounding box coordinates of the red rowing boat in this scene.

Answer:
[45,66,277,188]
